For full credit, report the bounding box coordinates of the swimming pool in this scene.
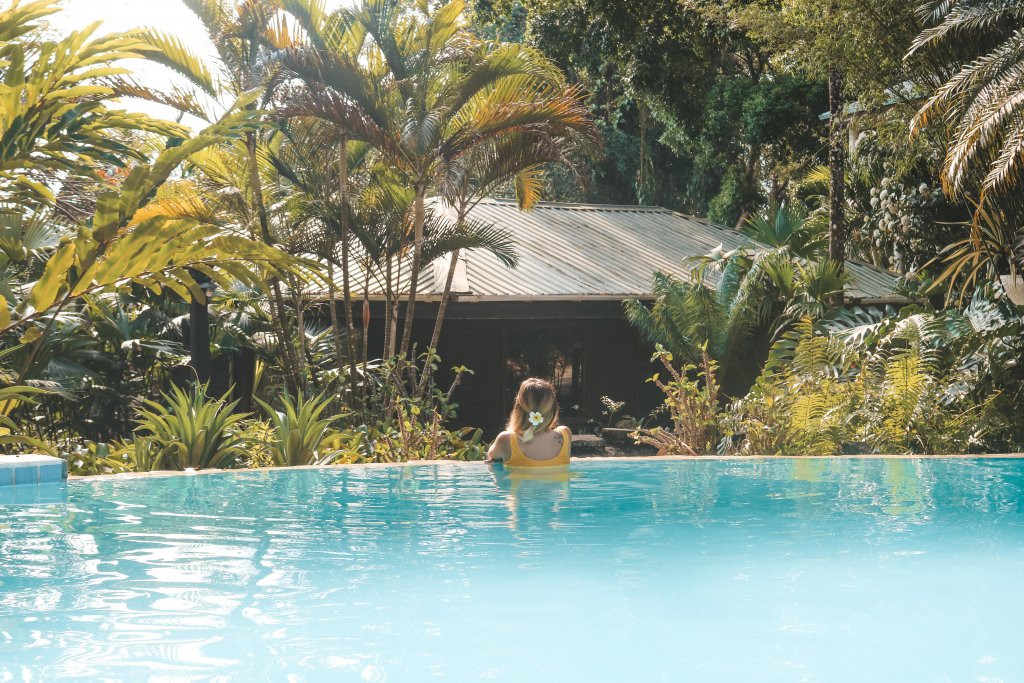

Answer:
[2,458,1022,681]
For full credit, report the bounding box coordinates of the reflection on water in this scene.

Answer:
[488,463,572,530]
[0,481,68,506]
[1,459,1023,682]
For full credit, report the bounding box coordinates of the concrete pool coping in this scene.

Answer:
[67,453,1024,482]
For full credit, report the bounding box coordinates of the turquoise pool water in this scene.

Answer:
[2,459,1023,681]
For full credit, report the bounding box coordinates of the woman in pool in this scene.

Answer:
[485,378,571,470]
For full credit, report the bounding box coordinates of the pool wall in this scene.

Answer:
[0,454,67,486]
[64,452,1024,481]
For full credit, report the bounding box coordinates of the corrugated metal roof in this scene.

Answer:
[308,198,903,302]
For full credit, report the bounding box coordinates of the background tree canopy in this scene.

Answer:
[470,0,827,226]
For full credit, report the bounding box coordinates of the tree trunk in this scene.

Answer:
[236,347,256,413]
[428,248,459,354]
[338,133,359,399]
[295,283,316,384]
[736,140,762,229]
[399,183,426,358]
[246,130,302,394]
[418,247,460,396]
[828,67,846,273]
[383,256,394,360]
[327,261,347,388]
[361,268,371,400]
[389,257,402,358]
[189,269,211,390]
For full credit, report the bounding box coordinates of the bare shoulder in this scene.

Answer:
[486,431,513,463]
[558,425,573,438]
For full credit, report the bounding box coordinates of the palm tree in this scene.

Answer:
[280,0,595,361]
[909,0,1024,220]
[139,0,309,393]
[268,117,521,388]
[0,2,308,447]
[0,0,192,209]
[267,118,362,389]
[625,205,847,396]
[929,200,1019,303]
[419,125,597,394]
[425,40,599,356]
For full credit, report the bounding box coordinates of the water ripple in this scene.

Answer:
[1,459,1023,681]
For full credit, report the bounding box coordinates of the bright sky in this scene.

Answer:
[47,0,349,125]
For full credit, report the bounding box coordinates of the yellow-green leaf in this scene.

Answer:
[28,242,75,313]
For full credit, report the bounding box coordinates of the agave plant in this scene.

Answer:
[135,384,252,470]
[254,391,340,467]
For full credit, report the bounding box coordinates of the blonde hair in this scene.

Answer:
[506,377,560,436]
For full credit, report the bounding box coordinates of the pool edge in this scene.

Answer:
[67,452,1024,482]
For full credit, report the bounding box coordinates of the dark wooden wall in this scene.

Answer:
[337,299,660,436]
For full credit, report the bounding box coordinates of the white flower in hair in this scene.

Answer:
[523,410,545,442]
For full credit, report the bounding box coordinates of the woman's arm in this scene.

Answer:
[485,432,511,463]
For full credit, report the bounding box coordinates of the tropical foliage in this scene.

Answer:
[634,284,1024,456]
[632,345,720,456]
[255,391,340,467]
[908,0,1024,217]
[624,206,844,395]
[135,384,252,470]
[0,0,593,470]
[3,0,1024,467]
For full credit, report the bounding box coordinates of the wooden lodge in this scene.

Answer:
[310,199,904,436]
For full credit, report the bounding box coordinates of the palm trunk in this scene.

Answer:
[327,261,347,386]
[338,133,359,399]
[295,286,317,385]
[361,268,371,398]
[828,67,846,273]
[389,254,403,358]
[736,140,762,229]
[188,269,211,390]
[428,247,459,353]
[416,247,460,397]
[247,130,302,394]
[383,257,394,359]
[399,183,426,358]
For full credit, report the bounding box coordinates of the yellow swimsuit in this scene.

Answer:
[506,425,571,473]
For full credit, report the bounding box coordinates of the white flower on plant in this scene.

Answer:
[528,411,544,427]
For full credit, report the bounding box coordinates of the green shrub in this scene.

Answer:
[322,423,486,463]
[724,314,1000,455]
[336,352,483,463]
[65,441,135,476]
[632,344,720,455]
